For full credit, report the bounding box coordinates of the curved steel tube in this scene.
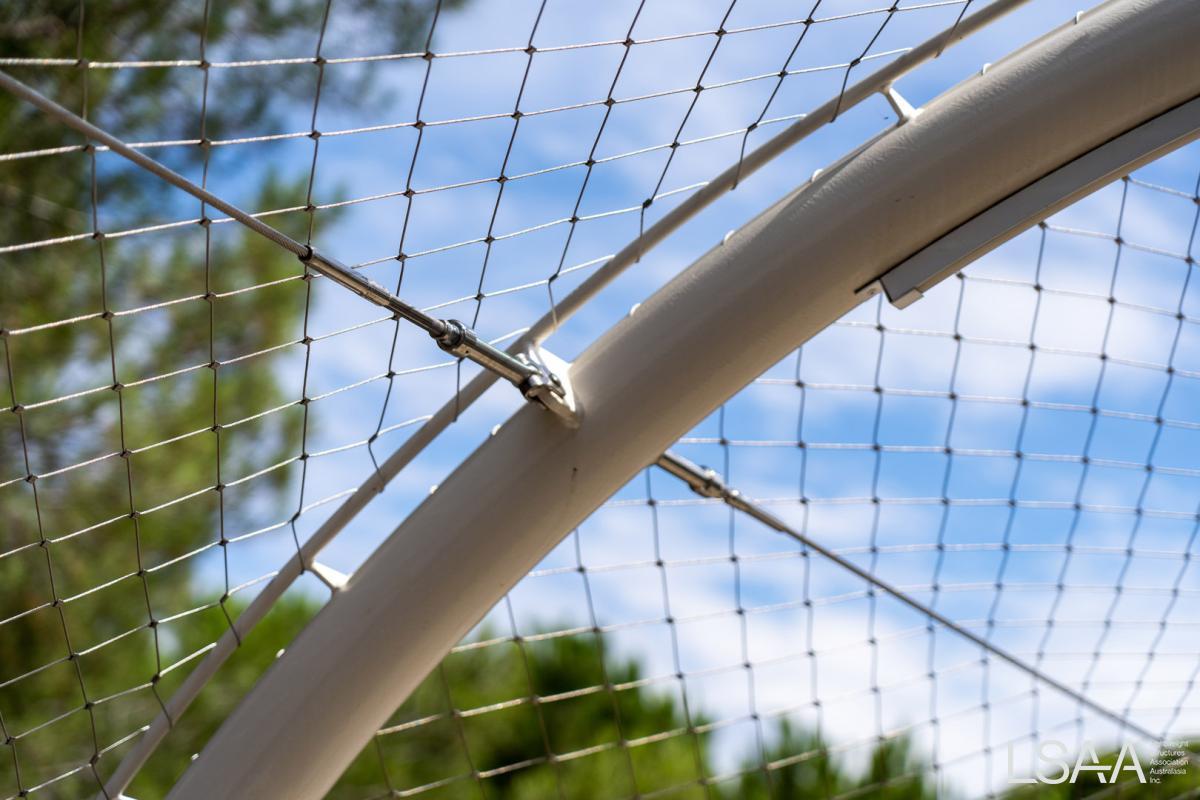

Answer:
[169,1,1200,796]
[97,1,1042,794]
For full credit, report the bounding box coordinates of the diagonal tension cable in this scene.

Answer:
[656,450,1198,764]
[0,69,572,418]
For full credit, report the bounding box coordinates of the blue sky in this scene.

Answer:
[23,0,1196,794]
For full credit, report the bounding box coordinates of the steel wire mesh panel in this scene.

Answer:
[332,148,1200,797]
[0,0,995,795]
[1,0,1197,798]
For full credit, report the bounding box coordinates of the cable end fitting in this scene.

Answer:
[656,452,727,499]
[518,346,581,428]
[432,318,471,353]
[433,321,580,427]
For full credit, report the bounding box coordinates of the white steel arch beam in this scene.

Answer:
[169,1,1200,797]
[92,3,1043,795]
